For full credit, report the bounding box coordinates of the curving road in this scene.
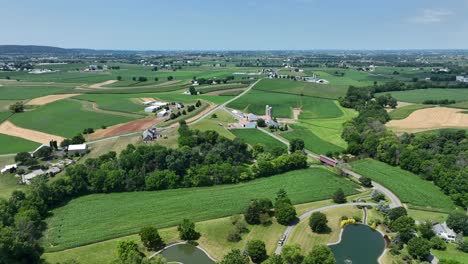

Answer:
[274,202,377,255]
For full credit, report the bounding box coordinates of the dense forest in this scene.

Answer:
[0,122,308,264]
[340,87,468,208]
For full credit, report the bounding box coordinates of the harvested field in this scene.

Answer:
[0,121,65,144]
[387,107,468,133]
[87,117,163,140]
[88,80,118,89]
[205,88,246,95]
[26,94,80,106]
[140,97,155,103]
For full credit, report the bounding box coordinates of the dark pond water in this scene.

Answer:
[329,224,385,264]
[160,243,214,264]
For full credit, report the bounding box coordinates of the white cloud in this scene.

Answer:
[408,9,453,24]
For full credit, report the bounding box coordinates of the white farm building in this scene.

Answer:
[68,144,88,155]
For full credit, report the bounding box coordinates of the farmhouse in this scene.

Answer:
[456,76,468,82]
[67,144,88,155]
[230,105,279,129]
[21,167,61,184]
[433,222,456,242]
[1,164,17,174]
[143,127,160,142]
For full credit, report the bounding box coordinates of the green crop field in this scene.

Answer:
[231,129,287,152]
[228,89,342,119]
[0,82,79,100]
[351,159,456,211]
[0,134,40,154]
[9,99,135,138]
[449,100,468,109]
[389,104,434,120]
[252,78,347,99]
[377,88,468,103]
[44,168,359,251]
[282,124,344,154]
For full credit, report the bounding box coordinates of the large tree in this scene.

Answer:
[289,138,305,153]
[446,211,468,235]
[139,226,165,251]
[309,212,330,233]
[246,240,268,264]
[407,237,431,260]
[177,219,200,241]
[281,244,304,264]
[332,188,346,204]
[274,189,297,225]
[219,249,249,264]
[303,245,336,264]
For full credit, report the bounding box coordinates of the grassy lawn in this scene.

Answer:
[282,124,344,154]
[44,168,359,251]
[0,173,24,200]
[228,89,342,119]
[351,159,456,211]
[389,104,434,120]
[9,99,136,138]
[407,209,448,223]
[432,241,468,264]
[231,129,287,152]
[377,89,468,103]
[0,133,41,154]
[288,206,362,254]
[191,110,236,139]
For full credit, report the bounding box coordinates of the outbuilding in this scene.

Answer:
[68,144,88,155]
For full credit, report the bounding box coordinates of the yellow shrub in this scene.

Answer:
[340,218,356,228]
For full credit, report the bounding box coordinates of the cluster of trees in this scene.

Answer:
[371,80,468,94]
[9,101,24,113]
[422,99,456,105]
[244,189,297,227]
[219,243,336,264]
[192,76,234,85]
[340,85,467,207]
[60,133,86,148]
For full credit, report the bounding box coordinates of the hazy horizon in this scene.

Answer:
[1,0,468,50]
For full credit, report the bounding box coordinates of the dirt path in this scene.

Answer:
[0,121,65,144]
[140,98,156,103]
[277,108,302,123]
[386,101,414,112]
[88,80,118,89]
[387,107,468,132]
[26,94,80,106]
[205,88,247,96]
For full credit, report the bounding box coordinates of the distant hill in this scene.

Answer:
[0,45,72,55]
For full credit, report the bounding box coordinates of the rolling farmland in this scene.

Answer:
[44,168,359,251]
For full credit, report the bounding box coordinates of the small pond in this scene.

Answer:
[160,243,215,264]
[329,224,385,264]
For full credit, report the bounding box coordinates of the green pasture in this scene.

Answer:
[231,129,287,152]
[282,124,344,154]
[377,88,468,103]
[44,168,359,251]
[0,134,40,155]
[9,99,135,138]
[449,100,468,109]
[388,104,435,120]
[190,110,236,139]
[228,89,342,119]
[0,156,25,199]
[351,159,456,211]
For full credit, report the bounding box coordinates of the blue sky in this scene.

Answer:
[1,0,468,50]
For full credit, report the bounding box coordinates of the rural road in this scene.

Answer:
[274,202,377,255]
[188,79,259,126]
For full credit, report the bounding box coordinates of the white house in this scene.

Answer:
[157,109,170,117]
[68,144,88,155]
[456,76,468,83]
[1,164,17,174]
[433,222,457,242]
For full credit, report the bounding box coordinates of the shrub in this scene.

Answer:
[340,218,356,228]
[359,176,372,187]
[430,236,447,250]
[309,212,330,233]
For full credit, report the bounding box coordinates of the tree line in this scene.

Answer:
[0,123,308,263]
[340,86,468,208]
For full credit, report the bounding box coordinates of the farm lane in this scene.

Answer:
[274,202,377,255]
